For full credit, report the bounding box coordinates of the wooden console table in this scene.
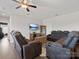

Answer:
[35,36,47,44]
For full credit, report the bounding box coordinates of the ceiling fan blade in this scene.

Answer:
[16,5,21,9]
[28,5,37,8]
[12,0,20,4]
[26,8,30,12]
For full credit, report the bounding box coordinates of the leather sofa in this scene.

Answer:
[46,31,79,59]
[11,31,42,59]
[47,31,69,42]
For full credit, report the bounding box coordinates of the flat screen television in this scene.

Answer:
[29,24,39,30]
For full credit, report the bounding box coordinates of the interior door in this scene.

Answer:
[40,25,46,35]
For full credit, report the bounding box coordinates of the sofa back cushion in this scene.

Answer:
[15,32,28,48]
[64,32,79,48]
[51,31,69,40]
[46,43,71,59]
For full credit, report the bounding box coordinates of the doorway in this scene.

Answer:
[40,25,46,35]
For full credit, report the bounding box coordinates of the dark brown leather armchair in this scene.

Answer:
[11,31,42,59]
[23,41,42,59]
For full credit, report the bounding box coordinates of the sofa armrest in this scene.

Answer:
[23,41,42,59]
[22,44,32,59]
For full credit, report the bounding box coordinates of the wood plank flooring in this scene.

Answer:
[0,37,22,59]
[35,48,48,59]
[0,37,47,59]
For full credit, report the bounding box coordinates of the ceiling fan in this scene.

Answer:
[12,0,37,12]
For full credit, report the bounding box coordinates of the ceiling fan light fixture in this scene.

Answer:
[21,4,28,9]
[12,0,37,12]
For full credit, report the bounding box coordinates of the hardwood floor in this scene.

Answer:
[0,37,22,59]
[35,48,48,59]
[0,37,47,59]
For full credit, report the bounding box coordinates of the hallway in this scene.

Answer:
[0,37,22,59]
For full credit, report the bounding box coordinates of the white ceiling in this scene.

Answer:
[0,0,79,19]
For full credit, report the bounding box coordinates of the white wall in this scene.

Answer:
[0,16,9,23]
[1,25,8,34]
[10,11,79,42]
[0,16,10,34]
[43,11,79,34]
[10,15,43,39]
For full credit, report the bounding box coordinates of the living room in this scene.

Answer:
[0,0,79,59]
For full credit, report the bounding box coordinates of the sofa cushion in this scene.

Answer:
[48,31,69,42]
[64,32,79,49]
[15,32,28,48]
[67,36,79,49]
[46,43,71,59]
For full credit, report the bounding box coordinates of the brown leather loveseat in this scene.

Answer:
[11,31,42,59]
